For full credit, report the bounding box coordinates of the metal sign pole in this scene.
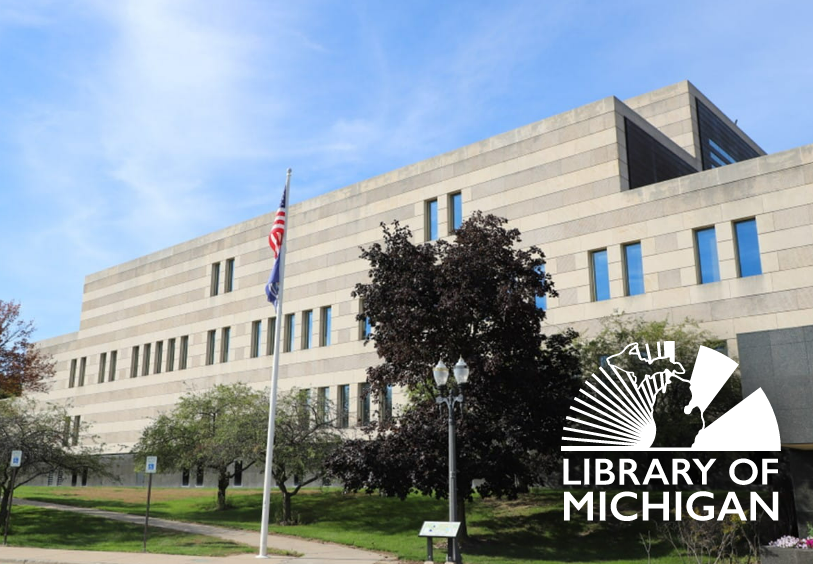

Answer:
[143,472,153,553]
[143,455,157,553]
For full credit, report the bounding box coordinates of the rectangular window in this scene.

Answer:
[233,461,243,487]
[448,192,462,233]
[181,469,190,487]
[62,417,71,446]
[338,384,350,429]
[210,262,220,296]
[72,415,81,446]
[195,465,204,487]
[425,199,438,241]
[154,341,163,374]
[108,350,117,382]
[78,357,86,387]
[359,300,371,340]
[98,353,107,384]
[734,218,762,277]
[131,346,139,378]
[179,336,189,370]
[359,383,371,426]
[266,317,276,355]
[206,330,216,365]
[224,258,235,293]
[142,343,151,376]
[166,339,176,372]
[302,310,313,350]
[251,320,262,358]
[535,265,546,310]
[695,227,721,284]
[317,386,330,424]
[382,385,393,421]
[221,327,230,363]
[300,389,312,428]
[320,306,332,346]
[284,314,295,353]
[590,249,610,301]
[69,359,77,388]
[623,242,645,296]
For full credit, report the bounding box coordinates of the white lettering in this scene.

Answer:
[762,459,779,486]
[564,491,593,521]
[643,459,668,485]
[672,459,692,485]
[619,459,639,486]
[729,459,758,486]
[562,458,580,485]
[686,492,715,521]
[595,459,614,486]
[717,492,746,521]
[751,491,779,521]
[694,459,716,485]
[611,492,637,521]
[642,491,670,521]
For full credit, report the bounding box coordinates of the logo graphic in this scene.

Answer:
[562,341,780,451]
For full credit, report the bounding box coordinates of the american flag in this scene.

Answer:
[265,188,287,306]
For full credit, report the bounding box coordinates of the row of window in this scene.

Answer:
[210,258,235,296]
[588,218,762,302]
[131,335,190,378]
[425,191,463,241]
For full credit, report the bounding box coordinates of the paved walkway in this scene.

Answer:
[3,499,396,564]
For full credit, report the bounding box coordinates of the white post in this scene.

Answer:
[258,168,292,558]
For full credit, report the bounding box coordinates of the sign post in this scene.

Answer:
[3,451,22,545]
[143,456,157,553]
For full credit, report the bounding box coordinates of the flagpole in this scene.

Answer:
[257,168,292,558]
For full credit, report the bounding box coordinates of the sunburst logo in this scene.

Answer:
[561,341,780,451]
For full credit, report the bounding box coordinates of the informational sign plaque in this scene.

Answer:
[10,450,22,468]
[145,456,157,474]
[418,521,461,538]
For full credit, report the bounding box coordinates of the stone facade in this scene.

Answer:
[33,80,813,493]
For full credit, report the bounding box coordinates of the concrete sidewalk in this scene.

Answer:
[3,499,395,564]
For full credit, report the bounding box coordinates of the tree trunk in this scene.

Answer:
[216,470,230,511]
[457,495,468,540]
[0,486,11,535]
[283,492,292,524]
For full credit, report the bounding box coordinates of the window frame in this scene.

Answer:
[622,241,645,296]
[131,346,139,378]
[733,218,762,278]
[694,226,721,284]
[220,327,230,363]
[224,258,235,293]
[206,330,216,365]
[98,352,107,384]
[425,198,438,241]
[108,350,117,382]
[210,262,221,296]
[590,248,610,302]
[448,192,462,233]
[251,320,262,358]
[302,310,313,350]
[284,314,295,353]
[320,306,332,346]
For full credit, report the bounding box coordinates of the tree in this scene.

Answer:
[0,397,110,530]
[270,389,342,524]
[132,383,268,511]
[576,314,740,448]
[0,300,55,398]
[327,212,581,535]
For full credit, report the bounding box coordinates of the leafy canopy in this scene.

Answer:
[328,212,580,503]
[0,300,54,398]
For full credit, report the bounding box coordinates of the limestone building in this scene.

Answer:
[35,80,813,494]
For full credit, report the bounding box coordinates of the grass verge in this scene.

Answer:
[16,486,686,564]
[4,505,255,556]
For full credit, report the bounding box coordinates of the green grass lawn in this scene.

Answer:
[15,486,685,564]
[4,504,255,556]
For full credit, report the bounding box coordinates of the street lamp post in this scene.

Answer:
[433,356,469,564]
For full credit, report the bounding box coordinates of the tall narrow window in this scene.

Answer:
[448,192,462,233]
[195,465,204,487]
[590,249,610,301]
[302,310,313,350]
[98,353,107,384]
[142,343,151,376]
[382,385,393,421]
[359,300,371,340]
[338,384,350,429]
[320,306,332,346]
[317,387,329,424]
[166,339,176,372]
[266,317,276,355]
[62,417,71,446]
[72,415,81,446]
[206,330,216,365]
[359,383,371,426]
[425,199,438,241]
[233,461,243,487]
[251,320,262,358]
[154,341,163,374]
[78,357,86,387]
[181,469,190,487]
[535,265,546,310]
[734,219,762,277]
[224,258,235,293]
[284,314,295,353]
[179,336,189,370]
[623,242,645,296]
[108,350,117,382]
[695,227,720,284]
[211,262,221,296]
[69,359,77,388]
[131,346,140,378]
[221,327,230,363]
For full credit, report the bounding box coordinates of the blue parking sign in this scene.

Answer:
[10,450,22,468]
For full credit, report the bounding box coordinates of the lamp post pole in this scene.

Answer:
[433,357,469,564]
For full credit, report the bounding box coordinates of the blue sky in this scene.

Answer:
[1,0,812,340]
